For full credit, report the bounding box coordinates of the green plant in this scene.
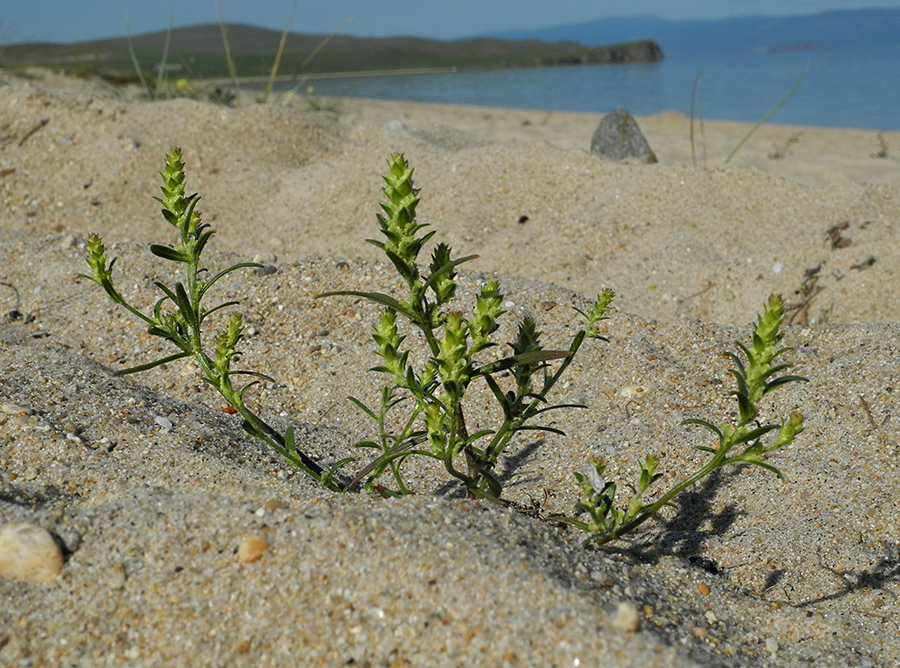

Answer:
[768,131,803,160]
[82,147,345,491]
[83,149,808,548]
[320,153,613,501]
[556,294,806,545]
[871,130,889,159]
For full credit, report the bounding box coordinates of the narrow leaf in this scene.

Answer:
[681,418,724,439]
[422,254,479,292]
[347,396,380,421]
[114,351,192,376]
[474,349,572,376]
[150,244,188,263]
[199,262,264,298]
[317,290,417,321]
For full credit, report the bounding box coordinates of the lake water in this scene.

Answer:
[278,46,900,131]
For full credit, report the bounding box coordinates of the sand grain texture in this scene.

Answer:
[1,71,899,667]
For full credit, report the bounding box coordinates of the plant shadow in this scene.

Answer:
[605,466,742,571]
[432,438,546,498]
[596,466,900,610]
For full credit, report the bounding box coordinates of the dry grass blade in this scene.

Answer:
[261,0,298,104]
[725,63,808,164]
[215,0,240,94]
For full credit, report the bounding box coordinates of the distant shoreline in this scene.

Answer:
[208,67,459,87]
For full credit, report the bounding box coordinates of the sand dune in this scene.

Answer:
[1,70,899,667]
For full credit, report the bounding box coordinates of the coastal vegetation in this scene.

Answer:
[83,149,805,543]
[0,24,662,86]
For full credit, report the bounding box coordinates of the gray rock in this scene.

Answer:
[590,108,658,164]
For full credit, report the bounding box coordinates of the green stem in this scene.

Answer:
[594,444,732,546]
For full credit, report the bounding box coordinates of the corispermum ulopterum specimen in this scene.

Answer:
[556,294,807,545]
[321,153,615,501]
[82,147,343,490]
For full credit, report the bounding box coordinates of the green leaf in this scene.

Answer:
[462,429,496,447]
[154,281,180,309]
[728,452,786,480]
[228,370,277,383]
[529,403,588,416]
[511,424,567,437]
[199,300,241,324]
[383,248,419,286]
[174,282,198,329]
[422,253,478,294]
[199,262,264,298]
[114,351,192,376]
[766,374,808,390]
[317,290,417,322]
[349,438,433,488]
[681,418,724,440]
[193,229,215,257]
[150,244,188,263]
[483,374,511,417]
[353,440,386,451]
[474,349,572,376]
[347,396,380,421]
[730,423,781,446]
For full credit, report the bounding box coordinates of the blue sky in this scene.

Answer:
[2,1,899,44]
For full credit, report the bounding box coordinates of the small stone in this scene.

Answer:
[384,120,408,134]
[154,416,173,430]
[610,601,640,634]
[698,583,710,596]
[0,522,64,583]
[238,536,269,563]
[765,637,779,654]
[2,404,33,417]
[252,251,277,265]
[590,108,658,164]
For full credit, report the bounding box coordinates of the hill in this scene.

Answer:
[487,8,900,57]
[0,24,662,82]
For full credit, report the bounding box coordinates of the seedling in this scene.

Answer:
[83,149,808,548]
[82,147,346,491]
[768,131,802,160]
[556,294,806,545]
[872,131,889,159]
[321,154,613,501]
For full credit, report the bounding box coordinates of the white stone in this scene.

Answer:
[0,522,64,584]
[610,601,640,634]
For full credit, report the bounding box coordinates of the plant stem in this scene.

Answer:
[592,454,723,546]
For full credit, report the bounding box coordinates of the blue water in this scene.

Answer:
[282,46,900,130]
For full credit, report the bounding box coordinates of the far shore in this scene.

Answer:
[207,67,459,86]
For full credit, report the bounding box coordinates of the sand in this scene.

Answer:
[1,69,899,667]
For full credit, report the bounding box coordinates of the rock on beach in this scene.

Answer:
[0,522,64,584]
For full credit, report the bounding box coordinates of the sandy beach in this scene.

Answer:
[1,69,900,667]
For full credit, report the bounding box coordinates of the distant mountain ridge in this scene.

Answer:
[487,8,900,57]
[0,24,662,80]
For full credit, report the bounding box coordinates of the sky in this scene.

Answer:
[2,1,899,45]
